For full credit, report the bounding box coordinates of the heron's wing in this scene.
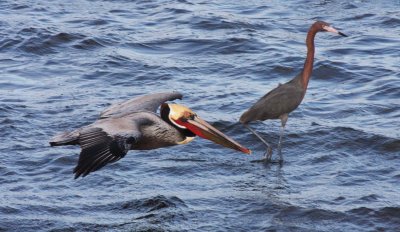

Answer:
[259,73,302,102]
[100,92,183,119]
[262,84,304,113]
[240,82,304,122]
[73,117,143,179]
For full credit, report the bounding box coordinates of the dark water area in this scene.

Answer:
[1,0,399,231]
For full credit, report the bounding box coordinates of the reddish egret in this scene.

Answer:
[50,92,250,178]
[239,21,347,162]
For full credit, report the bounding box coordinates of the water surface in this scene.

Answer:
[0,0,399,231]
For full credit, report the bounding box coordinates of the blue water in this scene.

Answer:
[1,0,399,231]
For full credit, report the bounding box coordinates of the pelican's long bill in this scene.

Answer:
[185,116,251,154]
[165,103,251,154]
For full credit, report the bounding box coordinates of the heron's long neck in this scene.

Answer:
[301,26,318,90]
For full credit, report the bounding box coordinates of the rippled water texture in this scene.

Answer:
[1,0,399,231]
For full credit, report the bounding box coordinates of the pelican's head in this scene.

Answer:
[316,21,347,37]
[161,103,251,154]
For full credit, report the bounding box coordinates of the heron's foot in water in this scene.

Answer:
[250,147,273,163]
[265,146,273,160]
[277,150,283,165]
[251,157,270,163]
[251,148,284,165]
[250,158,283,165]
[271,159,284,165]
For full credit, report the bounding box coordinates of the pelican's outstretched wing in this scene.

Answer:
[73,114,146,179]
[73,127,133,179]
[100,92,182,119]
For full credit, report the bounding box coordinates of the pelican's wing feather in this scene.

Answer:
[100,92,183,119]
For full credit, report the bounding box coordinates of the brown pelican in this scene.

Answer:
[50,92,251,178]
[240,21,347,162]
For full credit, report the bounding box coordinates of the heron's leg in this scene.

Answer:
[243,123,273,161]
[277,125,286,161]
[277,114,288,162]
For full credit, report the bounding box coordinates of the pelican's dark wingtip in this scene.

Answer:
[338,32,348,37]
[73,167,82,179]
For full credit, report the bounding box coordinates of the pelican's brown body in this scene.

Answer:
[51,92,250,178]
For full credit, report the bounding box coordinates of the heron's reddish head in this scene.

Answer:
[315,21,347,37]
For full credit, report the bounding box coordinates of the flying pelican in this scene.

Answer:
[50,92,251,178]
[239,21,347,162]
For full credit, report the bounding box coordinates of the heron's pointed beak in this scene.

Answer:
[184,116,251,154]
[323,25,348,37]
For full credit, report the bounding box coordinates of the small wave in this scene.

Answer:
[359,194,380,202]
[367,81,400,100]
[0,38,21,52]
[17,29,56,55]
[50,32,85,43]
[358,36,399,45]
[344,13,375,21]
[164,7,192,14]
[65,18,113,26]
[13,27,109,54]
[383,18,400,26]
[283,124,399,160]
[10,3,29,10]
[218,37,266,55]
[68,195,190,231]
[381,138,400,153]
[126,38,213,55]
[163,158,207,162]
[189,15,267,31]
[122,195,186,212]
[109,9,132,14]
[313,62,347,81]
[238,5,270,15]
[86,19,111,26]
[271,205,345,229]
[14,28,87,55]
[343,3,358,9]
[126,36,266,56]
[348,206,400,229]
[73,38,105,50]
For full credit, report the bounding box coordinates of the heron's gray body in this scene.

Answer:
[240,73,305,124]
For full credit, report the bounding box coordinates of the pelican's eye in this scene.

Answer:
[189,114,195,120]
